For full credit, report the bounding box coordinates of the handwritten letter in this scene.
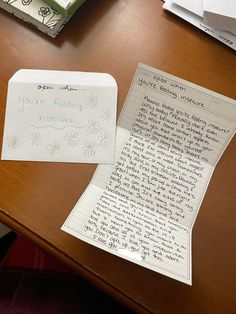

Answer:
[62,64,236,284]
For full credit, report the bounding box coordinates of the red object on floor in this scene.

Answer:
[0,236,132,314]
[0,236,78,314]
[1,235,73,274]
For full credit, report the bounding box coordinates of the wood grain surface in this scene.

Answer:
[0,1,236,313]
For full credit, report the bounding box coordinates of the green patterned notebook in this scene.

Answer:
[42,0,86,17]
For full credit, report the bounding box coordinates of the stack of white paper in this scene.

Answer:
[163,0,236,51]
[203,0,236,35]
[0,0,68,37]
[173,0,203,17]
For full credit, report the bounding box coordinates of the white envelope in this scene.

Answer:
[1,69,117,164]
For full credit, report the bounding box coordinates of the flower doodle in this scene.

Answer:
[64,131,79,147]
[38,7,51,18]
[38,7,51,24]
[86,120,101,135]
[83,142,96,158]
[100,108,111,122]
[30,132,42,146]
[7,136,19,150]
[47,142,60,156]
[86,95,98,109]
[98,131,112,148]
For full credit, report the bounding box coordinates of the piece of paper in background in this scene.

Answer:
[203,0,236,35]
[62,63,236,285]
[173,0,203,16]
[163,0,236,51]
[1,69,117,164]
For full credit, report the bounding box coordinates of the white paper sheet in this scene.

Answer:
[204,0,236,18]
[203,0,236,34]
[173,0,203,16]
[62,64,236,284]
[1,69,117,164]
[163,0,236,50]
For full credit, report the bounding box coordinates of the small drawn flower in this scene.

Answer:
[7,136,19,150]
[83,142,96,157]
[87,120,101,135]
[98,131,112,148]
[86,95,98,109]
[100,108,111,122]
[21,0,32,5]
[47,142,60,156]
[64,131,79,147]
[38,7,51,18]
[30,132,42,146]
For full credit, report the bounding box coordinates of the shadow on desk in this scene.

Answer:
[0,234,134,314]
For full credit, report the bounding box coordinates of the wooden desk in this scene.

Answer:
[0,1,236,313]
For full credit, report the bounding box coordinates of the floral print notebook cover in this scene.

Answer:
[1,0,66,30]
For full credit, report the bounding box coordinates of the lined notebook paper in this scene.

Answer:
[62,63,236,284]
